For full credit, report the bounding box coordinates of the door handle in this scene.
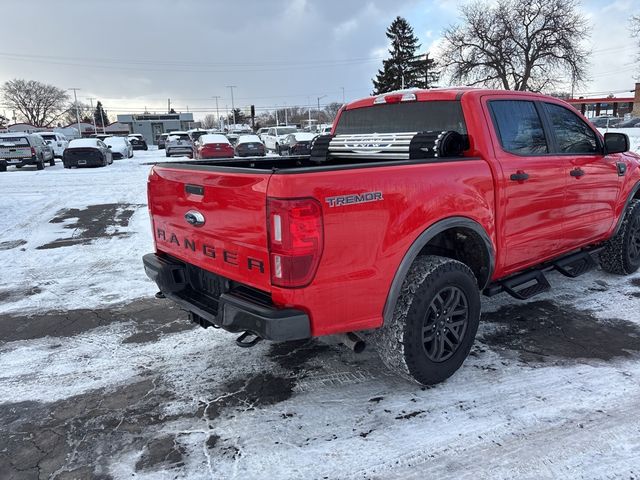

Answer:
[510,171,529,182]
[570,168,585,178]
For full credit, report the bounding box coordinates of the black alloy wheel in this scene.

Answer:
[422,286,469,362]
[629,215,640,265]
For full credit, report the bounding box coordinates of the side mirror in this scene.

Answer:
[604,132,629,154]
[107,145,112,148]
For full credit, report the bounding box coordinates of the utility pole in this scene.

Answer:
[68,88,82,138]
[307,96,312,128]
[99,106,106,134]
[168,98,171,113]
[424,53,429,89]
[86,97,97,135]
[317,95,327,124]
[226,85,236,126]
[341,87,345,104]
[212,96,221,130]
[284,102,288,125]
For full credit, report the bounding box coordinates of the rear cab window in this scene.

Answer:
[0,137,30,147]
[334,101,467,135]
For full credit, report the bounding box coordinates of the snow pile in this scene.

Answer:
[0,150,176,314]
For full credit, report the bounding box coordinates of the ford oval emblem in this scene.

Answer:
[184,210,205,227]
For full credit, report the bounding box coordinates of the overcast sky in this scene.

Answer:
[0,0,638,122]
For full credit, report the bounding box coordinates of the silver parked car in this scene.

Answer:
[0,133,55,172]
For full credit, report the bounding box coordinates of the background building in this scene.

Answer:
[116,112,195,145]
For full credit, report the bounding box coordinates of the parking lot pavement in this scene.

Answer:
[1,149,640,479]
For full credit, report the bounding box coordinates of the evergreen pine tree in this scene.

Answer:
[94,101,109,127]
[409,53,440,89]
[372,17,423,94]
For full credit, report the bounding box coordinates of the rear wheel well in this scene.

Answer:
[418,227,491,288]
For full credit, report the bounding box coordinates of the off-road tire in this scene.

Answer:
[36,159,44,170]
[372,255,481,385]
[600,199,640,275]
[0,164,6,172]
[49,158,55,166]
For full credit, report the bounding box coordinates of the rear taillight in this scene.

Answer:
[267,197,324,288]
[30,147,36,156]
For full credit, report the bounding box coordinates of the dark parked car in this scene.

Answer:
[128,134,148,150]
[0,133,54,171]
[618,117,640,128]
[63,139,113,168]
[234,134,266,157]
[590,116,622,128]
[157,133,170,150]
[278,132,317,156]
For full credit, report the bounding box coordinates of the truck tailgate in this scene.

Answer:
[148,165,273,292]
[0,146,31,159]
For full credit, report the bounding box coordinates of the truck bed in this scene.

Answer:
[151,153,475,174]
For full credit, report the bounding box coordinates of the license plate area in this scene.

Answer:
[186,264,230,300]
[78,160,87,165]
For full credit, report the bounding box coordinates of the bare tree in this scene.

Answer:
[201,114,218,129]
[631,14,640,73]
[62,101,93,126]
[440,0,589,92]
[1,79,69,126]
[323,102,343,122]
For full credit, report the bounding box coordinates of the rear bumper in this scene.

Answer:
[167,147,193,155]
[142,253,311,341]
[0,156,37,167]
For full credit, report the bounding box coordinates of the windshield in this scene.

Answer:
[40,134,57,141]
[334,101,467,135]
[105,137,125,146]
[0,137,29,146]
[276,127,297,136]
[169,134,190,141]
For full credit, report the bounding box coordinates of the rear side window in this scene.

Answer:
[542,103,598,154]
[489,100,548,155]
[334,101,467,135]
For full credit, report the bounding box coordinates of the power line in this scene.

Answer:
[0,52,382,74]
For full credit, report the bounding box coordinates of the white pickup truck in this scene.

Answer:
[261,126,298,153]
[38,131,69,158]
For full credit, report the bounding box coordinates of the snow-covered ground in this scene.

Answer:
[1,147,640,479]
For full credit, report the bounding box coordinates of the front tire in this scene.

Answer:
[372,255,480,385]
[600,199,640,275]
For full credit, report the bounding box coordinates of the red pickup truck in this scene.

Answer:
[143,88,640,385]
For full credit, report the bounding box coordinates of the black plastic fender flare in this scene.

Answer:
[382,216,495,326]
[612,181,640,237]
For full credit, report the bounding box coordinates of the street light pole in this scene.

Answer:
[317,95,327,124]
[226,86,237,126]
[86,97,97,135]
[68,88,82,138]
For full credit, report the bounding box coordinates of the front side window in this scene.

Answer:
[489,100,548,155]
[543,103,598,154]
